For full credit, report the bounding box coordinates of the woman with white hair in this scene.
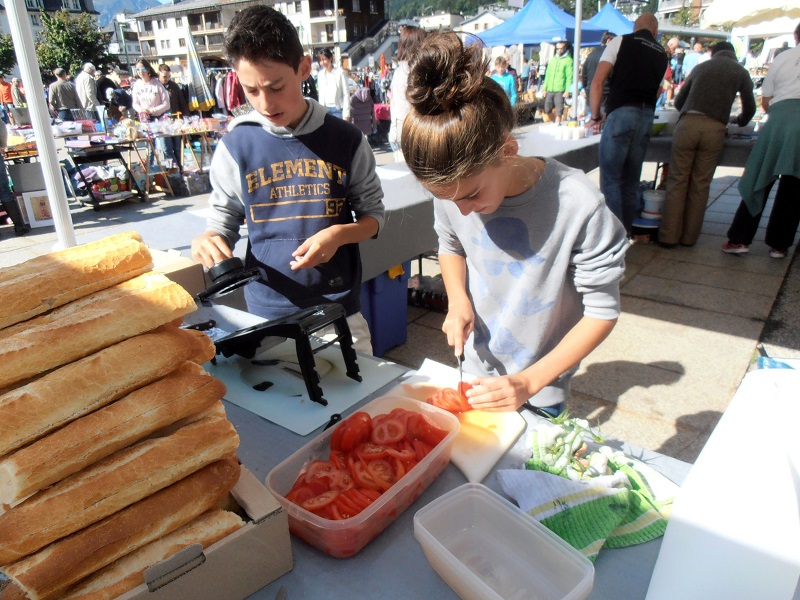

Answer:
[10,78,25,108]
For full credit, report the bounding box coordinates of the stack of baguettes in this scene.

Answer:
[0,232,245,600]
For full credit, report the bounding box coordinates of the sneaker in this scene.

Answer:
[769,248,787,259]
[722,241,749,254]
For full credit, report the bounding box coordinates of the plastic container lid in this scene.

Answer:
[414,483,594,600]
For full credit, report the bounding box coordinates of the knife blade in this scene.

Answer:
[457,353,463,388]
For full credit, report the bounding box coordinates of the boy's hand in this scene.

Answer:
[290,229,339,270]
[463,373,535,412]
[442,298,474,358]
[191,231,233,269]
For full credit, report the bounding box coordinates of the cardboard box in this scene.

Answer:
[150,248,207,298]
[118,467,293,600]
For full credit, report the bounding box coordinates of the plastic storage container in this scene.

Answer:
[265,395,460,558]
[414,483,594,600]
[359,261,411,356]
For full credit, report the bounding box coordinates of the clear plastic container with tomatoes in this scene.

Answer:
[265,395,460,558]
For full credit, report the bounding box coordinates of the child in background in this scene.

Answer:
[191,6,385,355]
[401,32,628,412]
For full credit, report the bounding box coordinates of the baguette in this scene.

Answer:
[0,232,152,331]
[148,399,227,441]
[2,459,241,600]
[0,271,197,390]
[62,509,244,600]
[0,416,239,564]
[0,363,226,507]
[0,327,215,458]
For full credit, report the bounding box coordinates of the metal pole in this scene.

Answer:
[572,0,583,120]
[6,0,76,248]
[117,20,132,73]
[333,0,340,64]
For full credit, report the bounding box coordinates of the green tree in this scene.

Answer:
[550,0,599,21]
[670,7,694,26]
[0,34,16,78]
[35,10,116,82]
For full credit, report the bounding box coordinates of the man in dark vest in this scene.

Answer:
[589,13,668,234]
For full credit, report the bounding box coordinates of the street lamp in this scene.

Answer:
[115,20,132,74]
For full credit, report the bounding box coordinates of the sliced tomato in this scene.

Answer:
[371,417,406,445]
[408,413,449,446]
[359,488,382,502]
[300,490,339,511]
[286,484,316,505]
[304,460,336,482]
[356,442,389,461]
[427,388,469,413]
[364,459,396,492]
[346,488,373,509]
[338,412,373,452]
[328,469,354,491]
[334,493,362,517]
[394,457,406,479]
[385,440,416,462]
[349,458,382,491]
[329,450,347,471]
[412,438,434,462]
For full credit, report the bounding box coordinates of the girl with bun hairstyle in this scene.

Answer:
[402,32,628,413]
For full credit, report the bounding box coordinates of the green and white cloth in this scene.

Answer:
[498,419,678,562]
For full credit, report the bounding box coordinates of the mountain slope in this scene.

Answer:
[93,0,164,27]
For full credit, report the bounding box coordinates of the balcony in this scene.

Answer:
[139,29,155,38]
[310,9,344,19]
[658,0,686,10]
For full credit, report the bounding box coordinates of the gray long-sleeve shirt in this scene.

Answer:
[675,50,756,127]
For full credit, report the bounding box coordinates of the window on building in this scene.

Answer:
[179,38,186,47]
[25,0,42,9]
[295,1,301,12]
[158,19,167,29]
[205,12,221,28]
[160,39,170,49]
[369,0,377,14]
[208,34,224,46]
[353,0,360,12]
[61,0,80,10]
[30,13,41,26]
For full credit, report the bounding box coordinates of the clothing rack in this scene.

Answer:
[207,67,231,73]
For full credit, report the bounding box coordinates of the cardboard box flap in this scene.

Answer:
[231,467,281,523]
[144,543,205,592]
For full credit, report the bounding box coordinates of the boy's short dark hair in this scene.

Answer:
[710,41,735,55]
[225,5,304,71]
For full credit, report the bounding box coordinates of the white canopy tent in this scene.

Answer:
[6,0,77,248]
[702,0,800,28]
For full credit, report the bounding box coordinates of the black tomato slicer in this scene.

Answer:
[193,257,362,407]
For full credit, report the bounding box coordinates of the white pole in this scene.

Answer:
[6,0,76,248]
[572,0,583,120]
[333,0,341,64]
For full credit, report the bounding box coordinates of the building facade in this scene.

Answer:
[132,0,385,69]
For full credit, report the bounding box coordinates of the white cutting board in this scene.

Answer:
[646,369,800,600]
[388,359,526,483]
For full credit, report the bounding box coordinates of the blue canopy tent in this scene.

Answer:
[584,3,634,36]
[477,0,606,46]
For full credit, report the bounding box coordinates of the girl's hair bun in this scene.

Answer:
[406,32,488,115]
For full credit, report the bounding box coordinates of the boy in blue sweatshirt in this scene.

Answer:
[191,5,385,353]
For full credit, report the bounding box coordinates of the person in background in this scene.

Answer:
[10,78,25,108]
[75,63,99,112]
[131,58,170,169]
[131,58,169,121]
[583,31,616,119]
[658,42,756,248]
[191,5,385,355]
[723,21,800,259]
[520,58,531,95]
[681,42,704,80]
[316,48,350,120]
[400,31,627,414]
[0,75,13,107]
[542,41,573,126]
[490,56,517,105]
[0,119,30,236]
[48,67,81,121]
[773,41,790,59]
[590,13,669,234]
[302,72,318,101]
[388,23,426,158]
[158,64,191,172]
[503,52,520,94]
[95,69,117,109]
